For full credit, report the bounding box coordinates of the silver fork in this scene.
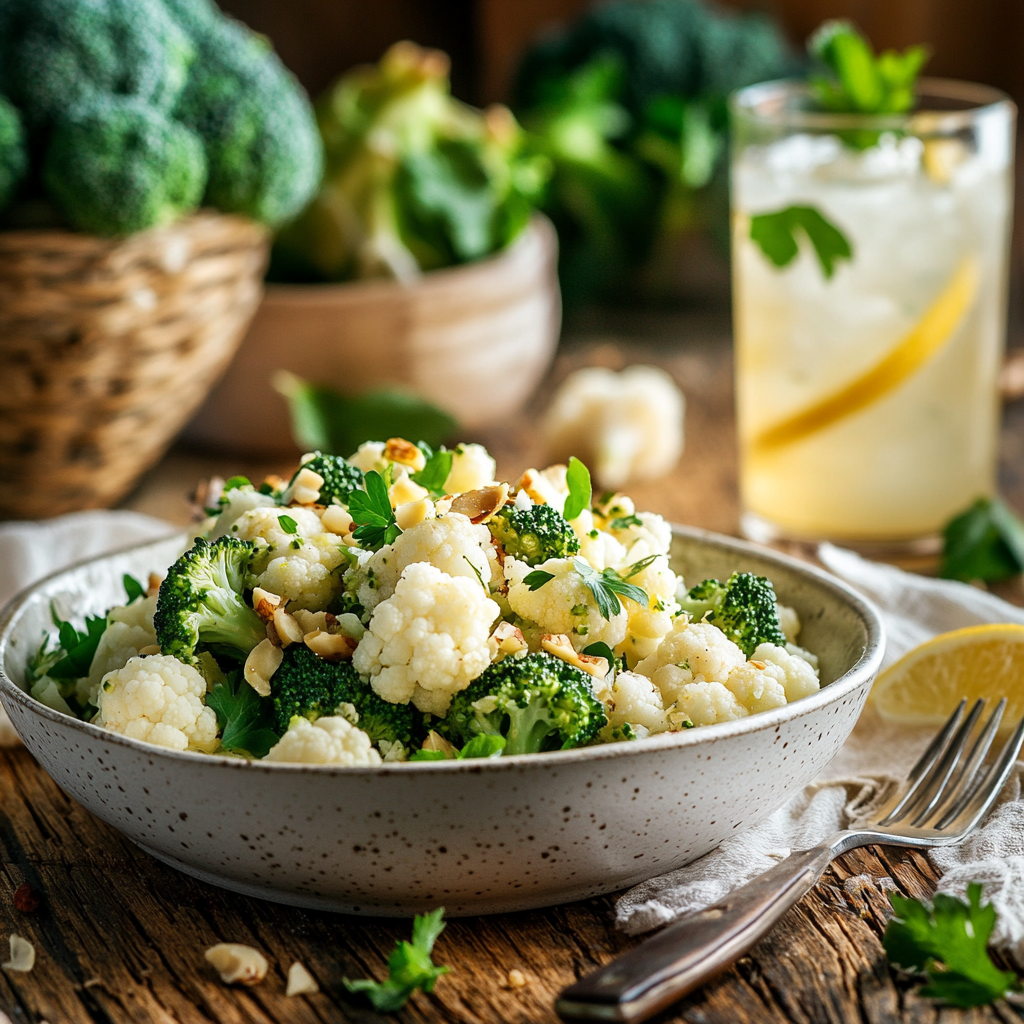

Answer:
[557,699,1024,1023]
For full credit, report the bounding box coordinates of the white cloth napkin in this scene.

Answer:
[0,511,176,744]
[617,543,1024,965]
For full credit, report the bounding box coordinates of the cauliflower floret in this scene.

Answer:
[722,661,788,714]
[348,441,387,473]
[263,716,382,766]
[85,595,158,703]
[635,620,746,704]
[603,670,670,734]
[209,488,277,540]
[233,506,346,611]
[751,642,820,702]
[505,556,627,651]
[676,681,749,726]
[608,511,673,560]
[543,365,685,489]
[444,443,497,495]
[353,563,499,715]
[95,655,218,753]
[572,509,627,570]
[614,554,679,666]
[776,604,801,644]
[348,513,494,617]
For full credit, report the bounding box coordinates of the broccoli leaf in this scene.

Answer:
[349,471,402,550]
[750,205,853,280]
[123,574,146,604]
[344,907,450,1011]
[940,497,1024,583]
[412,447,453,497]
[573,558,648,620]
[884,884,1017,1008]
[278,514,299,535]
[205,673,281,758]
[47,606,108,680]
[275,373,458,456]
[523,570,555,591]
[563,456,592,522]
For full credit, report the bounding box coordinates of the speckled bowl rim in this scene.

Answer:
[0,524,884,777]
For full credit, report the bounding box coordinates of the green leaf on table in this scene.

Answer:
[344,907,451,1012]
[47,605,107,680]
[884,883,1017,1008]
[274,372,458,457]
[563,456,592,522]
[573,558,648,620]
[123,574,146,604]
[808,20,929,115]
[411,446,453,497]
[523,569,555,591]
[349,470,402,551]
[750,205,853,280]
[940,497,1024,583]
[205,672,281,759]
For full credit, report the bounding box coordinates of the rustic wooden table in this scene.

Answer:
[3,310,1024,1024]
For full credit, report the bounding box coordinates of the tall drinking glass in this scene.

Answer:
[730,79,1015,551]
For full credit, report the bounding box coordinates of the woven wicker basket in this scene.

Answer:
[0,212,269,519]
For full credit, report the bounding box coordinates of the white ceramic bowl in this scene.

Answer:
[0,527,883,917]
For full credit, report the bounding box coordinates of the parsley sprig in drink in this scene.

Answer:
[731,23,1015,548]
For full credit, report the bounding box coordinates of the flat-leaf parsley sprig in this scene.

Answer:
[348,469,401,550]
[749,205,853,280]
[573,557,649,619]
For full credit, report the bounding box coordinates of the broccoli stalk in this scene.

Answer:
[437,652,606,755]
[154,536,266,665]
[286,452,364,507]
[488,503,580,566]
[678,571,787,658]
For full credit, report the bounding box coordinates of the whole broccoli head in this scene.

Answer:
[488,503,580,566]
[271,643,422,746]
[0,0,194,130]
[167,2,322,227]
[44,96,207,236]
[288,452,364,507]
[437,652,606,755]
[678,571,786,658]
[154,535,266,664]
[0,95,27,211]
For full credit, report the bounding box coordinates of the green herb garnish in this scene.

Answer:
[203,672,281,759]
[523,569,556,591]
[122,574,146,604]
[750,205,853,280]
[411,445,453,497]
[348,470,401,550]
[563,456,592,522]
[278,514,299,535]
[611,514,643,530]
[46,605,107,680]
[939,497,1024,583]
[884,883,1017,1008]
[344,907,451,1011]
[573,557,648,620]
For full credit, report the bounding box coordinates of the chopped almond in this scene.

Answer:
[490,621,528,657]
[304,630,357,661]
[320,504,353,535]
[204,944,268,987]
[396,498,436,530]
[449,483,510,524]
[390,475,429,508]
[291,467,324,505]
[244,639,282,697]
[507,968,528,989]
[421,731,457,757]
[286,961,319,997]
[273,609,304,646]
[2,935,34,973]
[540,634,609,678]
[385,437,426,472]
[252,587,282,623]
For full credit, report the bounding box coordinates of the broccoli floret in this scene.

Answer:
[288,452,364,507]
[678,571,786,658]
[154,536,266,664]
[436,652,606,755]
[0,95,27,211]
[43,95,207,236]
[270,643,422,746]
[488,504,580,566]
[166,1,322,226]
[0,0,194,130]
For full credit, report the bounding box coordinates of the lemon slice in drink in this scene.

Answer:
[871,624,1024,727]
[752,255,979,455]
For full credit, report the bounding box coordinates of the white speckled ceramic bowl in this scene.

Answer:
[0,527,883,917]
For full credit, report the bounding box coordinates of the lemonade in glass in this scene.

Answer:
[731,79,1015,548]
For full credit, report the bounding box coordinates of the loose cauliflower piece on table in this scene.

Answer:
[85,595,158,703]
[96,654,218,752]
[505,556,628,652]
[264,716,382,766]
[353,562,500,716]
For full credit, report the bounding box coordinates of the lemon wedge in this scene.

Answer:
[871,623,1024,727]
[751,255,979,455]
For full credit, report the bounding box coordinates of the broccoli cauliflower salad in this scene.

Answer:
[23,441,820,764]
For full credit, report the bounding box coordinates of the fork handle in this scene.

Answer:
[556,844,836,1022]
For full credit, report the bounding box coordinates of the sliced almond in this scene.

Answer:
[449,483,510,525]
[286,960,320,997]
[421,730,457,757]
[2,935,34,972]
[396,497,436,530]
[434,495,454,516]
[273,609,305,646]
[489,621,528,657]
[292,609,328,634]
[244,639,282,697]
[252,588,282,623]
[321,504,353,535]
[304,630,357,661]
[541,634,609,678]
[291,467,325,505]
[385,437,426,472]
[204,943,268,986]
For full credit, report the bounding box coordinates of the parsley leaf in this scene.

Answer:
[750,205,853,280]
[278,514,299,536]
[47,605,107,680]
[621,553,659,579]
[884,883,1017,1008]
[523,569,555,591]
[222,475,252,492]
[344,907,450,1012]
[458,734,506,759]
[940,497,1024,583]
[205,672,281,759]
[611,514,643,530]
[573,557,648,620]
[348,470,402,550]
[412,446,453,497]
[122,574,146,604]
[563,456,592,522]
[582,641,619,671]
